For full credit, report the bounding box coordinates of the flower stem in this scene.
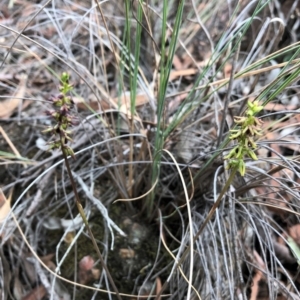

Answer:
[59,129,122,300]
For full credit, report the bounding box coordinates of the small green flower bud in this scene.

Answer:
[42,126,54,134]
[229,130,242,139]
[234,116,247,124]
[63,146,75,159]
[61,72,70,83]
[238,160,246,176]
[247,149,258,160]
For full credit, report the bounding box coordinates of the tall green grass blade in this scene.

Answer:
[148,0,185,217]
[259,46,300,105]
[0,151,31,161]
[131,1,143,115]
[164,0,270,139]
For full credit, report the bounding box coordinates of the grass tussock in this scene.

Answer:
[1,0,300,299]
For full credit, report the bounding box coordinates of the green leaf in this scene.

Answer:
[0,151,30,161]
[287,236,300,265]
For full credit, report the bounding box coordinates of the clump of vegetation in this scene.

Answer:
[1,0,300,299]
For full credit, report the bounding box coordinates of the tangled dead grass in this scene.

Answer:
[1,0,300,299]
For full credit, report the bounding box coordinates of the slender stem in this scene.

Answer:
[60,135,122,300]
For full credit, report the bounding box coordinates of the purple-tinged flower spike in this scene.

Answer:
[43,72,76,159]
